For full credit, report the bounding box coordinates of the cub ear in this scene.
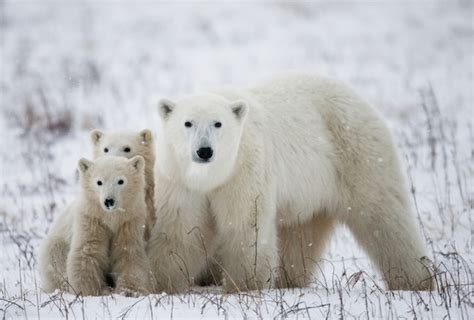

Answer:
[129,155,145,172]
[230,100,248,121]
[90,129,104,145]
[139,129,153,145]
[78,158,93,174]
[158,99,175,120]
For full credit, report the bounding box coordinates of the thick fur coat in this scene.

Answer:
[90,129,156,240]
[147,73,433,293]
[39,156,155,295]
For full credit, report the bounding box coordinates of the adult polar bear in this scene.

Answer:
[148,73,433,293]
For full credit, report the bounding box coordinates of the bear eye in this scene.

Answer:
[118,179,124,185]
[214,122,222,128]
[104,148,109,153]
[97,180,103,186]
[184,121,193,128]
[123,147,131,153]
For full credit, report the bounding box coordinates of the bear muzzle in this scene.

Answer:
[194,147,214,163]
[103,198,116,211]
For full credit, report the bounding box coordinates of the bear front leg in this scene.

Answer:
[211,191,278,293]
[148,182,215,293]
[39,236,70,292]
[66,216,110,296]
[111,219,155,295]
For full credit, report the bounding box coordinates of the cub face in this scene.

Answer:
[78,156,145,213]
[157,94,248,192]
[90,129,153,160]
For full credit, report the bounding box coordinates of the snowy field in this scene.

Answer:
[0,1,473,319]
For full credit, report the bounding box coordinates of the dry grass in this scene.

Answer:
[1,76,472,320]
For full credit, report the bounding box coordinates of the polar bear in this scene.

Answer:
[39,156,155,295]
[90,129,156,240]
[147,73,433,293]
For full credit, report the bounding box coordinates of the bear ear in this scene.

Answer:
[139,129,153,145]
[230,100,248,121]
[129,155,145,172]
[90,129,104,145]
[78,158,93,174]
[158,99,175,120]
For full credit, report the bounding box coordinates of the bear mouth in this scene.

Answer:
[101,203,119,212]
[192,157,213,164]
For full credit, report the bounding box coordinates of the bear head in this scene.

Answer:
[78,155,145,213]
[157,93,248,193]
[90,129,153,161]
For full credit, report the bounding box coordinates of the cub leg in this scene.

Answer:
[39,237,70,292]
[66,216,111,296]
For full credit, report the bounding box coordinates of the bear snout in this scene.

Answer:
[195,147,213,162]
[104,198,116,210]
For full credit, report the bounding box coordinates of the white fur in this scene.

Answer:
[39,156,154,295]
[90,129,156,239]
[148,73,433,293]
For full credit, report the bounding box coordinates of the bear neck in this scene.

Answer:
[211,121,265,193]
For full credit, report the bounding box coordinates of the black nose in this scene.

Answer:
[196,147,213,160]
[104,198,115,208]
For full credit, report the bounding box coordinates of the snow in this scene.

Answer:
[0,1,472,319]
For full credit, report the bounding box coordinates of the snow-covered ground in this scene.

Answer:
[0,1,472,318]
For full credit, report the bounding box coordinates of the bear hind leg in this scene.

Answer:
[346,196,434,291]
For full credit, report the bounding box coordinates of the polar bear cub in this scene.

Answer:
[39,156,154,295]
[90,129,156,240]
[148,73,433,293]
